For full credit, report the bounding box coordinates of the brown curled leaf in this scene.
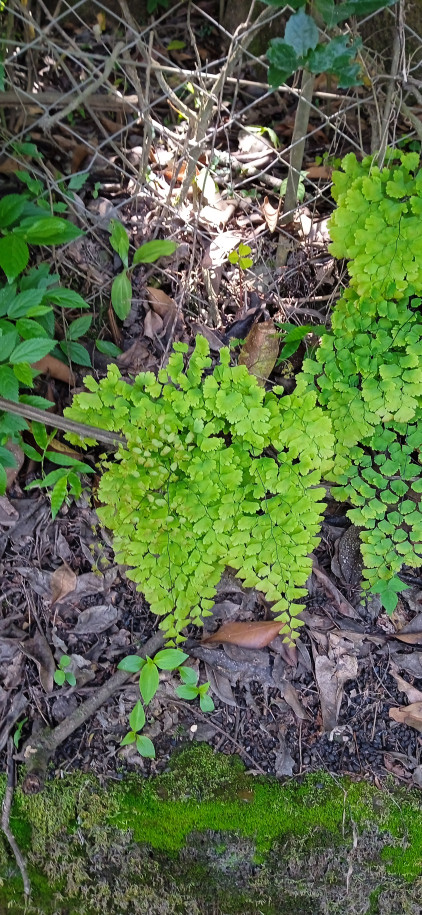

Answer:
[33,355,75,385]
[202,620,282,649]
[238,320,279,386]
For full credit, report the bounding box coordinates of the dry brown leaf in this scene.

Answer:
[33,355,75,385]
[389,702,422,733]
[144,309,164,338]
[146,286,177,318]
[261,196,280,233]
[19,628,55,692]
[394,631,422,645]
[202,620,282,649]
[50,562,77,605]
[389,665,422,703]
[312,565,359,619]
[238,320,279,386]
[73,603,119,634]
[306,165,333,179]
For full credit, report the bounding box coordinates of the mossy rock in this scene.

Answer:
[1,744,421,914]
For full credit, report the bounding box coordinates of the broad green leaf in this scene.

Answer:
[0,446,17,468]
[21,443,42,462]
[47,288,90,308]
[129,700,145,733]
[65,671,77,686]
[12,363,35,386]
[178,665,198,686]
[121,731,136,746]
[330,0,397,25]
[44,452,93,472]
[68,172,89,190]
[13,217,82,245]
[8,289,45,319]
[9,337,55,364]
[59,341,92,367]
[109,219,130,268]
[0,284,17,317]
[95,339,122,357]
[15,318,49,339]
[50,474,69,519]
[111,271,132,320]
[266,39,300,86]
[0,234,29,282]
[26,467,69,489]
[0,194,26,229]
[59,655,71,668]
[132,239,178,265]
[307,36,362,87]
[153,648,189,670]
[199,692,215,713]
[0,365,19,401]
[67,314,92,340]
[54,669,66,686]
[32,421,48,450]
[0,330,18,362]
[67,472,82,499]
[117,655,146,673]
[175,684,198,700]
[139,660,160,705]
[136,735,155,758]
[284,9,319,57]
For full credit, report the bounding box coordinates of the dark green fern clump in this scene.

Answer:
[303,149,422,611]
[65,337,333,642]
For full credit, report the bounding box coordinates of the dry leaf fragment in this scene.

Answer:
[202,620,282,649]
[312,565,359,619]
[33,355,75,385]
[389,665,422,703]
[261,196,280,233]
[238,321,279,386]
[50,562,77,605]
[20,629,55,692]
[389,702,422,733]
[73,603,119,634]
[146,286,177,318]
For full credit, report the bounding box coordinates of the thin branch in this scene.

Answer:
[0,398,126,448]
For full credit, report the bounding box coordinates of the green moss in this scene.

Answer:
[1,745,422,914]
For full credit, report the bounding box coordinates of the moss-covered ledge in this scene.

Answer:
[1,744,421,915]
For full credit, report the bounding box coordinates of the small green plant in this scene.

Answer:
[54,655,77,687]
[108,219,178,320]
[24,421,94,518]
[0,190,93,493]
[276,322,328,361]
[65,335,333,644]
[13,716,28,749]
[117,647,213,758]
[302,148,422,612]
[262,0,397,249]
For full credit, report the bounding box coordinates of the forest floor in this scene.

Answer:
[1,0,422,795]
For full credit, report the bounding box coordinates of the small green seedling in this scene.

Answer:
[228,244,253,310]
[25,422,94,519]
[13,716,28,749]
[176,677,215,713]
[117,647,214,758]
[276,322,328,361]
[108,219,178,320]
[54,655,77,687]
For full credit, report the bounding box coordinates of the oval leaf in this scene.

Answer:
[136,735,156,758]
[129,700,145,733]
[139,661,160,705]
[133,240,178,265]
[9,337,55,364]
[202,620,283,649]
[154,648,189,670]
[0,234,29,282]
[117,655,145,673]
[111,271,132,320]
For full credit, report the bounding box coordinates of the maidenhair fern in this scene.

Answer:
[303,149,422,611]
[65,336,333,643]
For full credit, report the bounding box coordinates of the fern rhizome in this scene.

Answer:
[66,147,422,641]
[66,338,332,643]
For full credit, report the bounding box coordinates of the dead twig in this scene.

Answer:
[0,398,125,449]
[1,738,31,897]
